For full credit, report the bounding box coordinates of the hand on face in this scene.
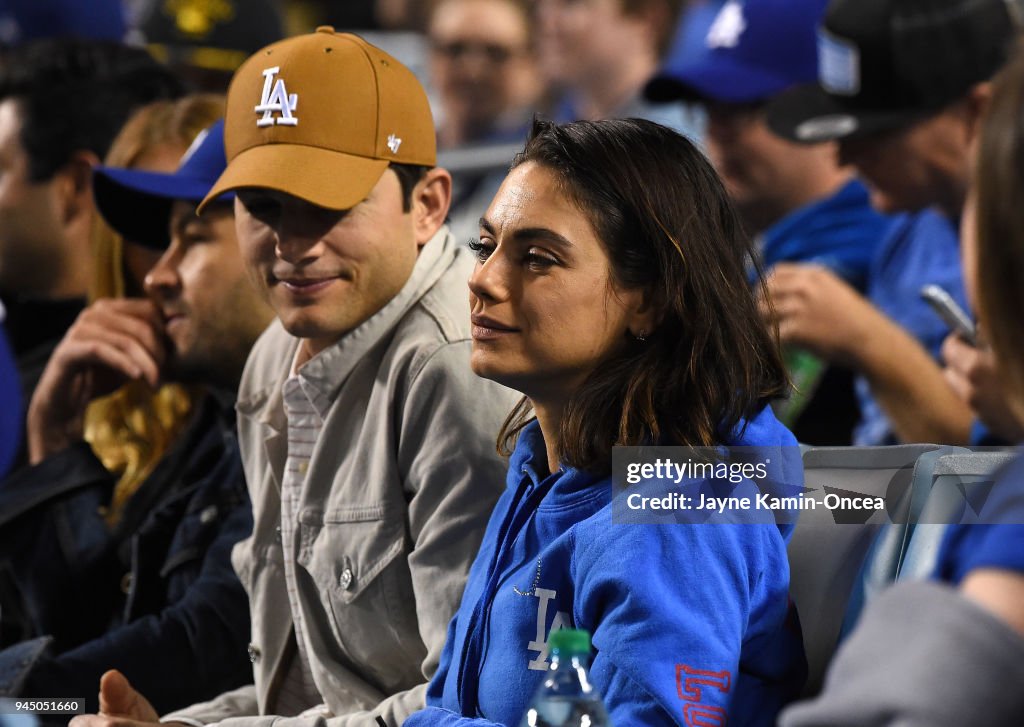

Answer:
[26,298,167,463]
[760,262,881,367]
[942,333,1024,441]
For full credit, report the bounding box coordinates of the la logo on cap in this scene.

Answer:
[255,66,298,127]
[706,0,746,49]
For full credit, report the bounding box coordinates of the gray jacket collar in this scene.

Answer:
[236,225,457,429]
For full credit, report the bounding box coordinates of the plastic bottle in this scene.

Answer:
[519,629,611,727]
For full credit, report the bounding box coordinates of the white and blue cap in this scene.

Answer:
[645,0,829,105]
[93,119,229,250]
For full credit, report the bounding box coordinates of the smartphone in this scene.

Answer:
[920,284,977,346]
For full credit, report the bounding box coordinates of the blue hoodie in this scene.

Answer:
[404,406,806,726]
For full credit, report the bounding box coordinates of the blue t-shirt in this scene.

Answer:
[406,406,806,726]
[759,179,891,293]
[854,209,967,445]
[935,452,1024,585]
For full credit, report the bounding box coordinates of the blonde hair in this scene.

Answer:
[84,93,224,525]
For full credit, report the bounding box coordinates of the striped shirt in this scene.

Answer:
[273,367,330,715]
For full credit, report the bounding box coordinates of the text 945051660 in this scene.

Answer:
[3,699,84,714]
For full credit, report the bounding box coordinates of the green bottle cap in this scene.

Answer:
[548,628,591,656]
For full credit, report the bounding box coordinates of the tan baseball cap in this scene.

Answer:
[199,27,436,212]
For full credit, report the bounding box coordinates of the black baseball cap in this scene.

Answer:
[766,0,1019,143]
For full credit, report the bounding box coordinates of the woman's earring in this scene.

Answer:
[635,329,647,342]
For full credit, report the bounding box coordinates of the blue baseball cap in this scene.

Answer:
[93,119,230,250]
[0,0,124,45]
[645,0,829,105]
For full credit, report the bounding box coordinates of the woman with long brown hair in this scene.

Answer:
[406,117,805,726]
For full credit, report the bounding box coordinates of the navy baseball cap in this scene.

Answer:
[766,0,1018,143]
[0,0,124,45]
[645,0,829,105]
[93,119,229,250]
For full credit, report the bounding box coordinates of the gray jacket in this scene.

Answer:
[781,580,1024,727]
[166,228,519,727]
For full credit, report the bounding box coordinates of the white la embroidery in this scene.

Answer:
[527,587,571,671]
[387,133,402,154]
[255,66,298,127]
[705,0,746,49]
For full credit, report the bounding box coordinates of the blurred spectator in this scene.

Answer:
[427,0,542,244]
[646,0,892,445]
[0,0,124,46]
[762,0,1016,445]
[781,41,1024,727]
[376,0,433,30]
[0,103,268,714]
[536,0,701,137]
[131,0,283,92]
[0,39,183,460]
[428,0,540,149]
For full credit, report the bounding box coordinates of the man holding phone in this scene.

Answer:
[761,0,1016,445]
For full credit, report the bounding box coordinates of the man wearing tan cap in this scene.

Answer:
[69,28,517,727]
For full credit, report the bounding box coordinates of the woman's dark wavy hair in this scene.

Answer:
[497,117,788,473]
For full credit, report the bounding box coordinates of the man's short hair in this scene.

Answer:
[391,163,431,213]
[0,38,184,182]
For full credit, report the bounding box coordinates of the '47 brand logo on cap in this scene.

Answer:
[255,67,298,127]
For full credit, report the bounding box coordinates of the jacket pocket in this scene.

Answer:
[297,505,405,605]
[296,505,425,688]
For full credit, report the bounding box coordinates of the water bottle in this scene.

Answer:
[519,629,612,727]
[773,345,827,426]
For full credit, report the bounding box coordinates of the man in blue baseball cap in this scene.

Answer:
[645,0,892,445]
[0,120,274,714]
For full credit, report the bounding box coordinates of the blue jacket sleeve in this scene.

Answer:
[572,518,799,727]
[403,707,502,726]
[0,443,116,645]
[18,495,253,714]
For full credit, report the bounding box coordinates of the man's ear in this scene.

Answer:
[412,167,453,247]
[54,149,100,227]
[963,81,993,145]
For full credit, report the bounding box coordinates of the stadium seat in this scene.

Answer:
[788,444,965,695]
[897,450,1017,581]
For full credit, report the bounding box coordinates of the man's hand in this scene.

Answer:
[68,670,170,727]
[942,333,1024,442]
[26,299,166,464]
[761,263,881,368]
[763,262,973,443]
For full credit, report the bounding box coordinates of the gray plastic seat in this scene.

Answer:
[898,450,1018,581]
[788,444,962,696]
